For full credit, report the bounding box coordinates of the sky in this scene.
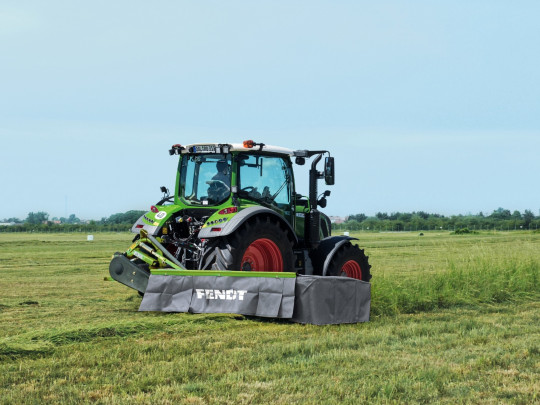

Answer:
[1,1,539,220]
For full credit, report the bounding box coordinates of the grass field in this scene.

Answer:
[0,231,538,404]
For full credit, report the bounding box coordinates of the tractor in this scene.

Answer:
[109,140,371,294]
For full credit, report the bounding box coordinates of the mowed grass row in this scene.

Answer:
[0,231,539,404]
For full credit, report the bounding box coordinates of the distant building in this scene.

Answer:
[0,222,15,226]
[329,216,348,224]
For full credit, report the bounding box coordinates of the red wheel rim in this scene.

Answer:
[342,260,363,280]
[241,238,283,272]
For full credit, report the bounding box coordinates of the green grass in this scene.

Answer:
[0,231,539,404]
[354,232,540,315]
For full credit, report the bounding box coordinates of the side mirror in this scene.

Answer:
[295,157,306,165]
[160,186,169,194]
[324,157,335,185]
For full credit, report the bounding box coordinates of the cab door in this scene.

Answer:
[237,153,295,226]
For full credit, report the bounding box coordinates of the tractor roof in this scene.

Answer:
[169,141,328,158]
[232,143,294,155]
[180,142,295,156]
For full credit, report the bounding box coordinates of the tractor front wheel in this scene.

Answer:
[200,216,295,272]
[326,242,371,281]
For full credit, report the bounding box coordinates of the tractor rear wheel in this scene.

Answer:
[326,242,371,281]
[200,216,295,272]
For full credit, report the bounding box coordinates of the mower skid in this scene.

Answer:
[109,254,150,294]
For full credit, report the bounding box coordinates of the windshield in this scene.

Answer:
[180,153,231,205]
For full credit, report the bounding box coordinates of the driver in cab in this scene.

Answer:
[207,160,230,201]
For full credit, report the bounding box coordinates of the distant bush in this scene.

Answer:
[452,228,478,235]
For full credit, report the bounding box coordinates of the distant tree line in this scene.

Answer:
[334,208,540,232]
[2,207,540,233]
[0,210,146,232]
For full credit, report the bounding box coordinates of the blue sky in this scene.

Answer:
[1,1,539,219]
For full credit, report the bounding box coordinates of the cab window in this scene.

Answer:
[238,154,291,207]
[180,153,231,205]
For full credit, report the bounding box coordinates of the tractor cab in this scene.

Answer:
[170,142,299,230]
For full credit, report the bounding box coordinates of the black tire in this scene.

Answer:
[326,242,372,281]
[199,216,295,272]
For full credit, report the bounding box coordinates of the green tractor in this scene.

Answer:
[109,140,371,294]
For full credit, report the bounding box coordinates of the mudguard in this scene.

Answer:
[130,205,182,236]
[309,236,359,276]
[131,214,160,235]
[198,206,298,243]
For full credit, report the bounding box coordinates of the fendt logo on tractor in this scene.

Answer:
[195,289,248,301]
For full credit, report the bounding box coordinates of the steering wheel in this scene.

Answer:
[206,180,230,190]
[241,186,256,193]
